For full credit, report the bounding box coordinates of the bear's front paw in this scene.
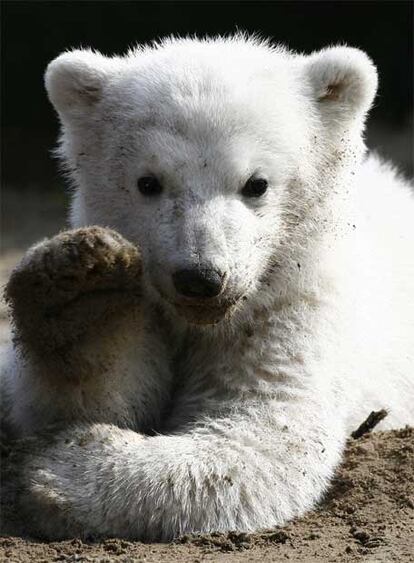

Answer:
[5,227,142,357]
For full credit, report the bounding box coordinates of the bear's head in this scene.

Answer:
[45,36,377,325]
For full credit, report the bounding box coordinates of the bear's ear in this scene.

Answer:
[45,49,113,118]
[304,46,378,126]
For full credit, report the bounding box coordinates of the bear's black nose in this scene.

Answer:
[172,268,225,299]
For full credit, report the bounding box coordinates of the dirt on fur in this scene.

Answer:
[1,427,413,563]
[1,204,413,562]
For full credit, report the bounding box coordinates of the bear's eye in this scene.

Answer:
[137,176,163,196]
[241,177,268,198]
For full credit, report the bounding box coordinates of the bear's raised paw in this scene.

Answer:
[5,227,142,358]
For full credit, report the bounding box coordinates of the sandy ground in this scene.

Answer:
[1,429,413,563]
[1,187,413,562]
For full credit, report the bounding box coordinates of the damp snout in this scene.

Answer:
[172,267,226,299]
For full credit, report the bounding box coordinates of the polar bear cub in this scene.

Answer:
[1,35,413,540]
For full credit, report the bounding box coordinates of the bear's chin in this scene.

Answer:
[152,284,243,325]
[173,300,238,326]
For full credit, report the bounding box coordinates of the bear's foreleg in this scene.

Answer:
[2,227,171,433]
[8,396,345,539]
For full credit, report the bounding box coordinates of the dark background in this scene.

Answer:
[2,0,413,191]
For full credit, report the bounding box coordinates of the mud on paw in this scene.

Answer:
[5,226,143,356]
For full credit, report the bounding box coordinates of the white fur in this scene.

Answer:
[1,35,413,540]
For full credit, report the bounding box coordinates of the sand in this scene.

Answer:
[1,428,413,562]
